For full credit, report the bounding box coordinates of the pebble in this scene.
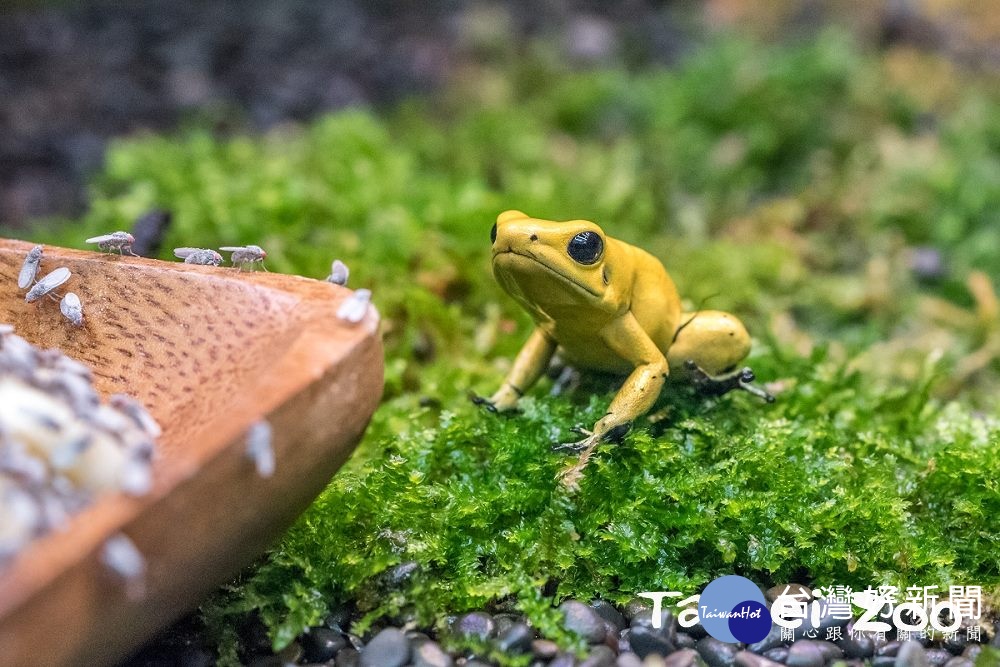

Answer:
[762,647,788,662]
[411,640,454,667]
[493,612,522,636]
[592,600,627,633]
[616,653,643,667]
[561,600,610,644]
[878,641,902,657]
[786,639,840,667]
[962,645,982,660]
[664,648,708,667]
[629,625,676,659]
[925,648,957,666]
[335,648,360,667]
[623,597,654,620]
[359,628,409,667]
[943,658,973,667]
[406,630,431,646]
[497,623,534,654]
[734,651,783,667]
[246,657,282,667]
[895,640,930,667]
[747,624,785,654]
[301,626,347,662]
[675,633,697,649]
[532,639,560,659]
[581,645,616,667]
[696,637,739,667]
[943,630,969,655]
[455,612,496,640]
[550,653,578,667]
[837,633,876,659]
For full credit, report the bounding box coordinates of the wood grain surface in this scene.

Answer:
[0,238,384,666]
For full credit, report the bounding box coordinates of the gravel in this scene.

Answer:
[117,590,999,667]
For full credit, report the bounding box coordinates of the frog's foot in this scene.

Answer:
[549,365,581,397]
[468,391,499,413]
[556,431,601,490]
[552,422,629,453]
[683,360,775,403]
[552,426,596,453]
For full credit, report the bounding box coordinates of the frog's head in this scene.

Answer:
[490,210,615,311]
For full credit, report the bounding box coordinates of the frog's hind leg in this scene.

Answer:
[667,310,774,402]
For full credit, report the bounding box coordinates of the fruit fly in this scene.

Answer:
[336,288,372,324]
[85,231,137,256]
[220,245,268,271]
[101,533,146,598]
[59,292,84,327]
[109,393,162,439]
[326,259,349,286]
[244,419,274,478]
[173,247,223,266]
[17,245,43,290]
[25,267,71,303]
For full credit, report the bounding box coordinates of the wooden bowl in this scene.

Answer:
[0,238,384,666]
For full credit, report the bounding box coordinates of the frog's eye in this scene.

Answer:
[567,231,603,265]
[490,223,498,244]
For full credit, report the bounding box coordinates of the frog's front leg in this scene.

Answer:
[556,314,668,487]
[475,328,556,412]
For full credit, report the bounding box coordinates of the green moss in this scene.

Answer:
[9,29,1000,659]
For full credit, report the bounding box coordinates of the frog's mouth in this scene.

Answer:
[493,249,601,298]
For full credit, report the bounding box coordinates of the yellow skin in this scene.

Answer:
[482,210,762,483]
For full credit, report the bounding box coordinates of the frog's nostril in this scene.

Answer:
[529,234,538,242]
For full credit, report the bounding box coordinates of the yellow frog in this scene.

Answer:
[476,210,771,483]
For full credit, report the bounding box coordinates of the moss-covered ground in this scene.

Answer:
[8,29,1000,662]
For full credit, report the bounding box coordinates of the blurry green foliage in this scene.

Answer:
[12,29,1000,659]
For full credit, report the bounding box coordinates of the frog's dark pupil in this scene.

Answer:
[567,231,603,265]
[490,223,497,244]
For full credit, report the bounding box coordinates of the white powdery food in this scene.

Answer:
[0,325,161,568]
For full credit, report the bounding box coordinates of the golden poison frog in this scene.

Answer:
[476,210,772,485]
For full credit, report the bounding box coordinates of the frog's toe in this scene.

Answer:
[736,368,776,403]
[552,438,589,454]
[685,360,775,403]
[468,391,499,413]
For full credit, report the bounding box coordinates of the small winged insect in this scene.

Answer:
[220,245,267,271]
[336,288,372,324]
[109,393,162,438]
[25,267,71,303]
[244,419,274,478]
[326,259,350,286]
[17,245,43,290]
[101,533,146,598]
[59,292,84,327]
[173,247,223,266]
[85,231,137,256]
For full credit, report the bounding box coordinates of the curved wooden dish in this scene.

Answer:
[0,238,384,666]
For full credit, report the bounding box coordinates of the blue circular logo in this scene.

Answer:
[699,575,770,644]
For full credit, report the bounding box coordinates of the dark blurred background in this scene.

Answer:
[1,0,997,229]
